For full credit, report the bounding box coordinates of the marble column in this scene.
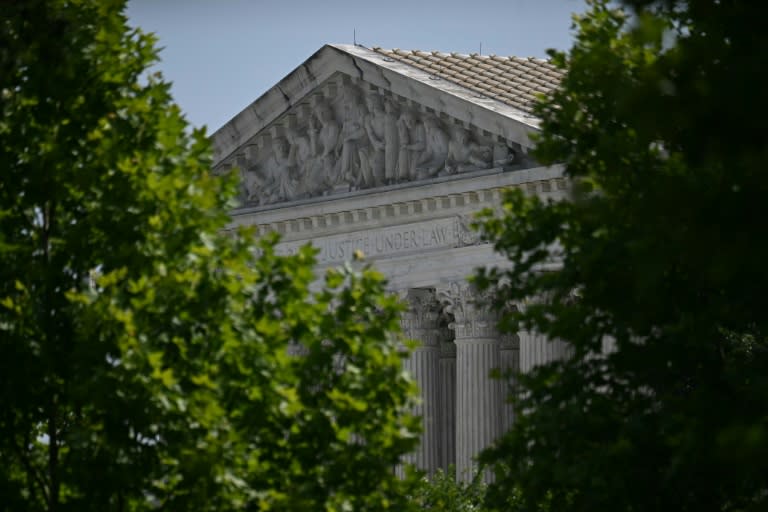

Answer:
[517,298,572,373]
[441,282,502,482]
[499,334,520,434]
[438,333,456,472]
[518,330,570,373]
[400,288,442,475]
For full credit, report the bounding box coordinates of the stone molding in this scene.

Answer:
[227,174,568,241]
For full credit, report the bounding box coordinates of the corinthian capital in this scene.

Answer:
[399,288,443,347]
[438,281,500,340]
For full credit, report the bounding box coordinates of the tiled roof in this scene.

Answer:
[371,47,564,115]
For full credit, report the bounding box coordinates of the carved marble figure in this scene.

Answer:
[285,122,314,198]
[241,163,269,204]
[383,97,400,184]
[269,136,297,200]
[492,141,517,168]
[309,102,341,190]
[339,87,367,187]
[442,126,492,175]
[397,109,425,182]
[360,94,386,187]
[415,114,449,179]
[238,149,281,205]
[402,110,426,182]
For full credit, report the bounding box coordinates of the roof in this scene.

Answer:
[371,48,564,115]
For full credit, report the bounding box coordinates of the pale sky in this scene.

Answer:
[126,0,585,133]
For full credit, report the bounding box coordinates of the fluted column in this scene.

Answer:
[518,330,570,373]
[499,334,519,434]
[517,298,572,373]
[400,288,442,475]
[441,282,502,482]
[438,333,456,472]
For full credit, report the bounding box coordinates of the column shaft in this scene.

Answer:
[499,337,519,434]
[403,345,440,473]
[438,340,456,472]
[455,338,501,480]
[440,283,507,482]
[398,288,442,476]
[519,331,570,373]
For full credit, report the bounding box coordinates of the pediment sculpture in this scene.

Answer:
[231,76,527,207]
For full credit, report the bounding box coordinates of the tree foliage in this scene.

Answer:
[411,469,487,512]
[476,1,768,511]
[409,468,551,512]
[0,1,418,510]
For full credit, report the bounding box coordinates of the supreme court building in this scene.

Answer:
[211,44,571,480]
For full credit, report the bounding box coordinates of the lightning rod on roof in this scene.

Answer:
[354,28,356,45]
[479,42,482,55]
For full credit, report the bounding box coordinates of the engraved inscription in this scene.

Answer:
[276,218,459,264]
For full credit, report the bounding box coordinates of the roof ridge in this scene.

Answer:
[371,46,552,61]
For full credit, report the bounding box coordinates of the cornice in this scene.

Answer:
[226,164,567,241]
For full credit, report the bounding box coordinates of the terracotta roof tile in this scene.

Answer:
[373,47,563,115]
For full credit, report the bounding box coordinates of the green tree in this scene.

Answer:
[475,1,768,511]
[0,1,418,510]
[410,468,487,512]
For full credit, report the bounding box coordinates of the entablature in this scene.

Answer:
[227,164,566,244]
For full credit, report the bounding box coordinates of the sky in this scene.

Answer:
[126,0,586,133]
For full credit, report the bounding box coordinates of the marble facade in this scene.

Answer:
[213,44,570,480]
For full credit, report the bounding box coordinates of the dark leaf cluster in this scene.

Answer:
[0,1,419,510]
[475,1,768,511]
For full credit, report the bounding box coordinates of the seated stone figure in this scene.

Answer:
[414,114,450,179]
[442,126,492,175]
[241,164,270,205]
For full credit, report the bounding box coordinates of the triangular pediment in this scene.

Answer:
[212,44,545,209]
